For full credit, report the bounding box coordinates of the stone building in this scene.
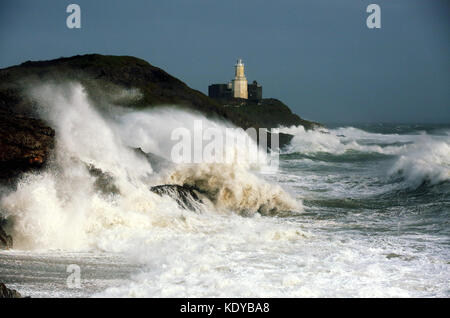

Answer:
[248,80,262,101]
[208,83,232,99]
[208,59,262,102]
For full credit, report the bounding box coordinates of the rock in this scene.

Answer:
[86,164,120,195]
[0,283,21,298]
[0,109,55,182]
[150,184,204,211]
[0,223,13,249]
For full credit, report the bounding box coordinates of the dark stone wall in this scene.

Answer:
[248,81,262,102]
[208,84,232,99]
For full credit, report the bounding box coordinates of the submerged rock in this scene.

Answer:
[133,147,172,173]
[150,184,204,212]
[86,164,120,195]
[0,283,21,298]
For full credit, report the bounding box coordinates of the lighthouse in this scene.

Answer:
[231,58,248,99]
[208,58,262,102]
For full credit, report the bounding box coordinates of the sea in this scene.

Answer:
[0,83,448,297]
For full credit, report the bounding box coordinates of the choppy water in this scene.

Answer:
[0,83,449,297]
[274,124,450,297]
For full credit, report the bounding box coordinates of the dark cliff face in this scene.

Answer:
[0,109,55,182]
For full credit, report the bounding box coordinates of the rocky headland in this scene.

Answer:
[0,54,320,249]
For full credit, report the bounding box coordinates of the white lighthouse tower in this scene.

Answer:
[231,58,248,99]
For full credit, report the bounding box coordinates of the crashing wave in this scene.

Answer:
[0,82,300,251]
[388,139,450,188]
[159,163,300,216]
[279,125,412,155]
[280,124,450,189]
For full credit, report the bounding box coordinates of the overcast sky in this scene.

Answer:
[1,0,449,123]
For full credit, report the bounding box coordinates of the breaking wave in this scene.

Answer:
[280,125,412,155]
[388,139,450,188]
[0,83,300,251]
[160,163,299,215]
[280,124,450,189]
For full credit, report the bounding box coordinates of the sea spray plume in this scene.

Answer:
[115,108,301,214]
[0,82,159,250]
[29,82,153,180]
[0,82,301,250]
[114,107,263,167]
[60,84,298,215]
[1,83,217,250]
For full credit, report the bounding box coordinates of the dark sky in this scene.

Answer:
[1,0,449,123]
